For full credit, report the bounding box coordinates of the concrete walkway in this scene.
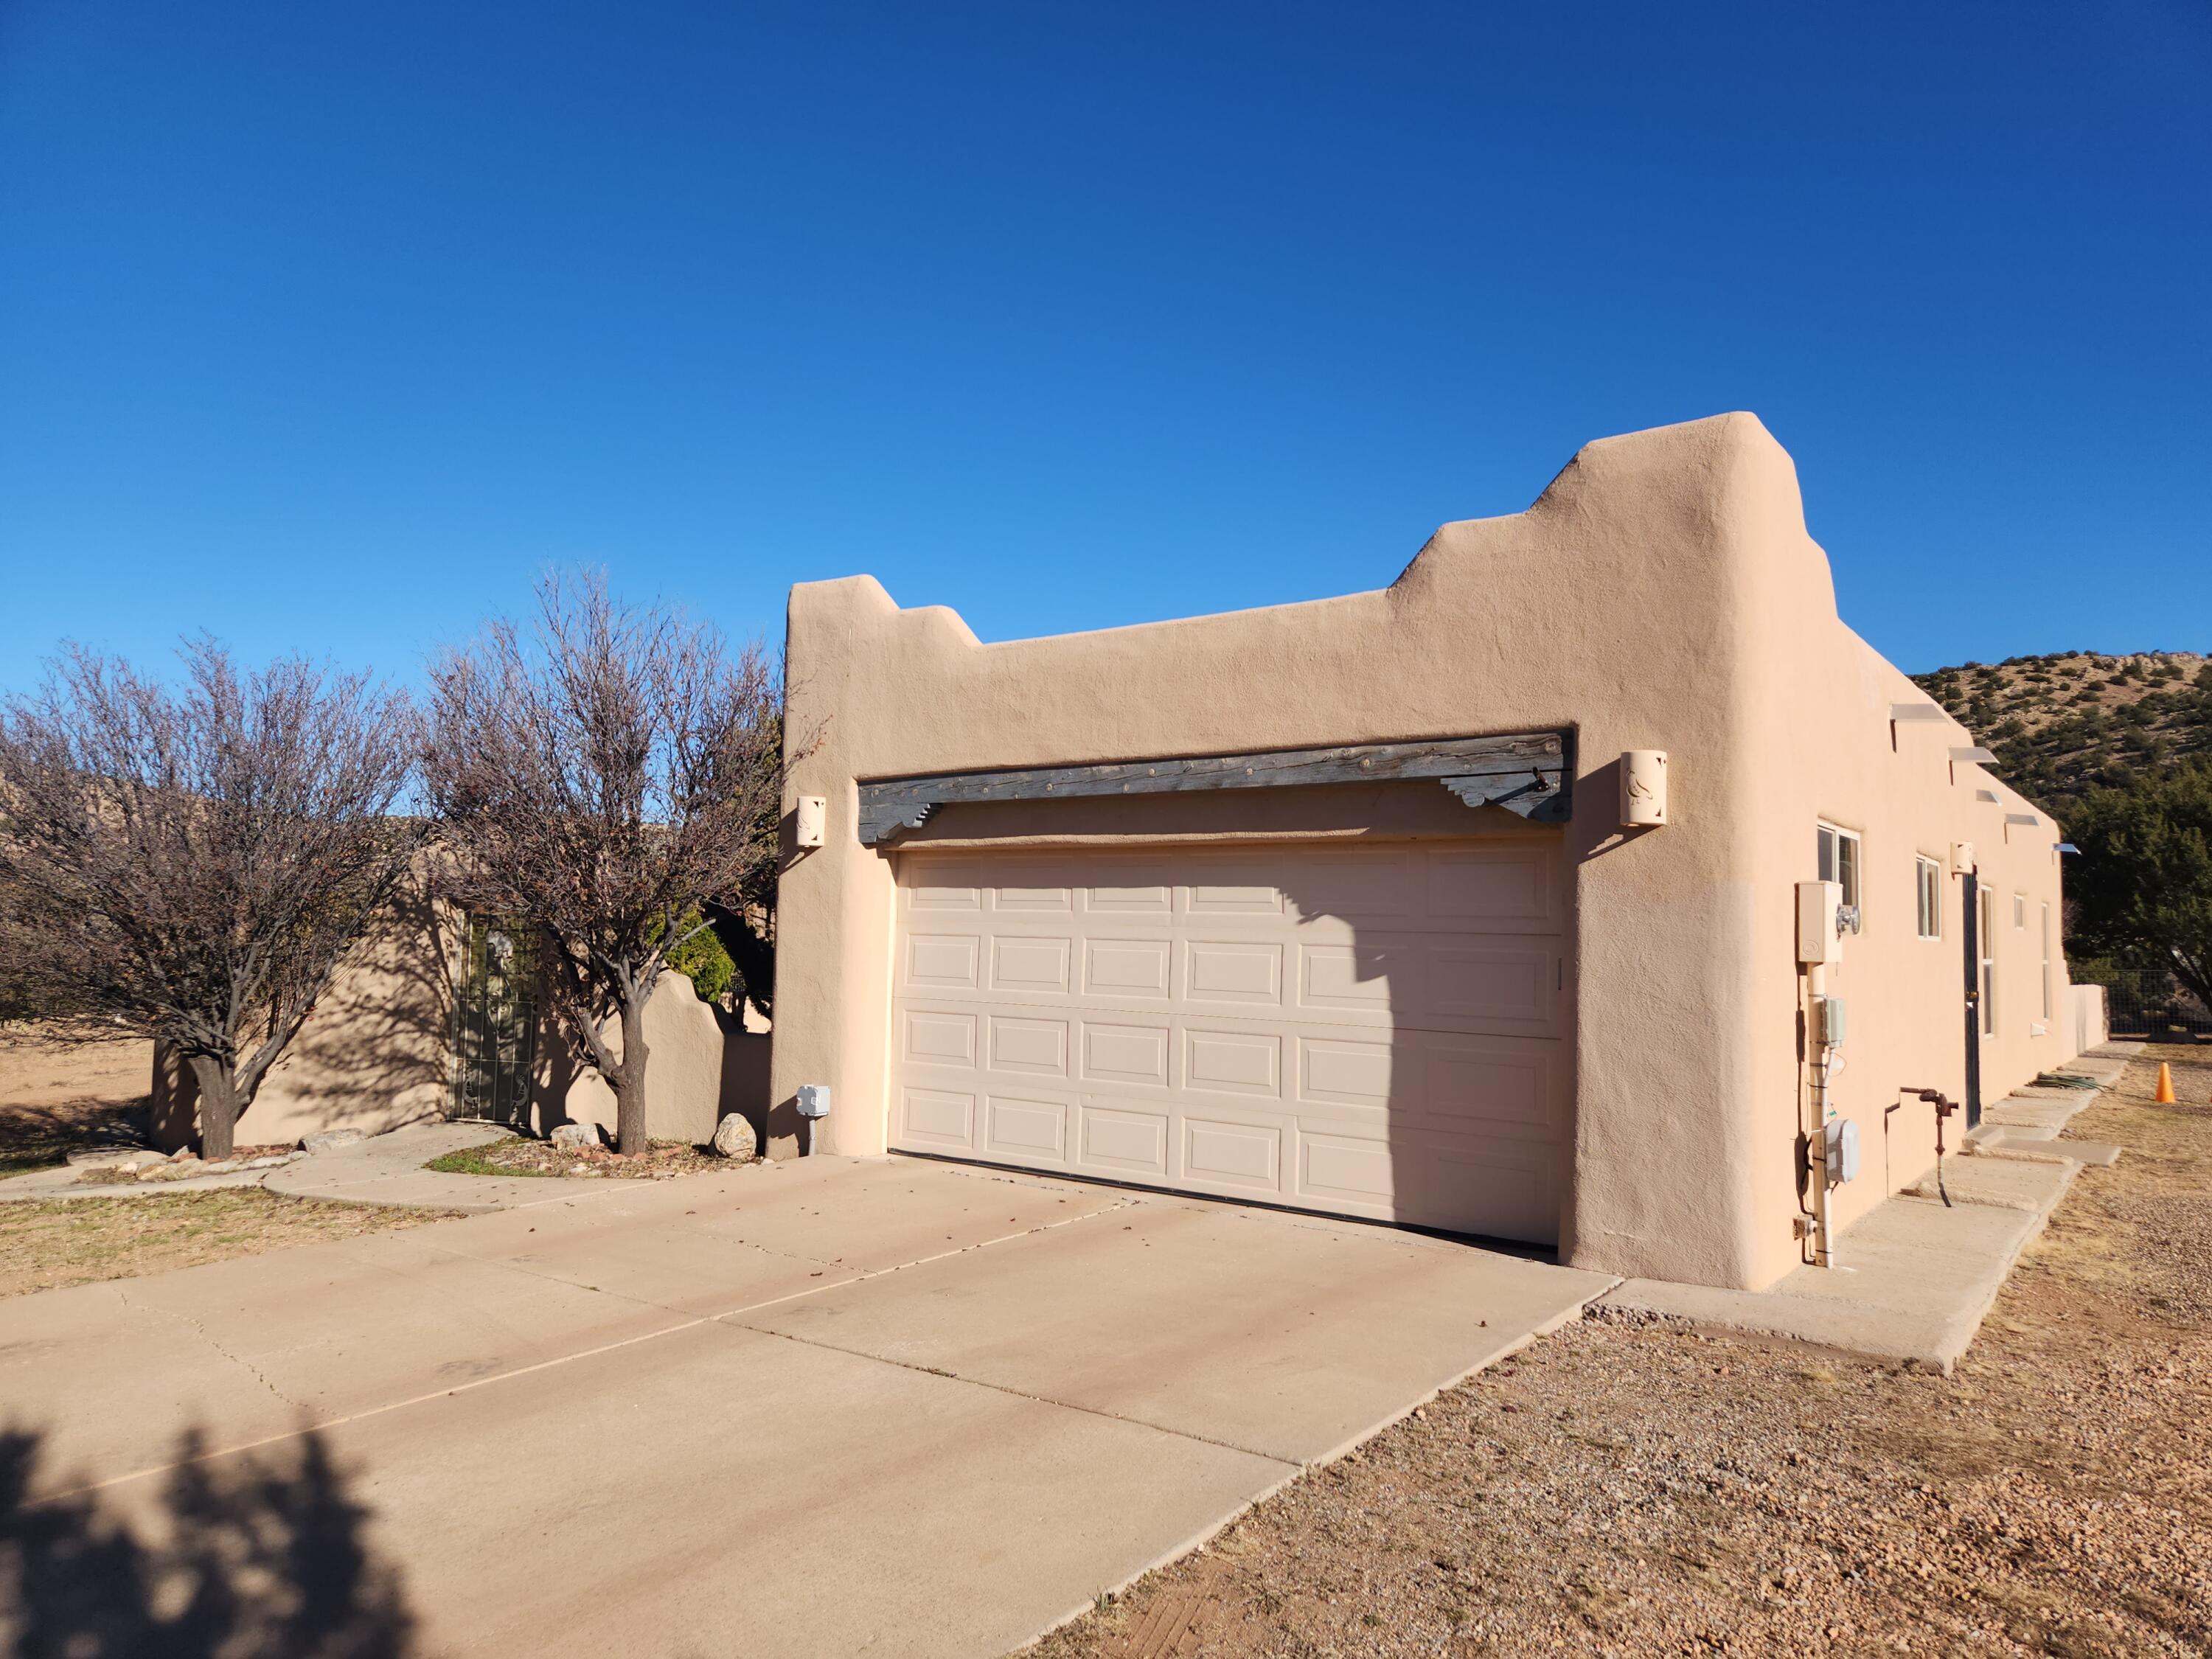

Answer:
[263,1120,639,1212]
[1,1154,1613,1659]
[0,1121,577,1209]
[1603,1043,2141,1371]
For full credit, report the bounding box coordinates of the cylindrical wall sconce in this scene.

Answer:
[1620,750,1669,827]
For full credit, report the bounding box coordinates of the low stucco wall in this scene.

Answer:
[775,411,2072,1293]
[2068,983,2109,1058]
[150,880,456,1152]
[533,975,772,1147]
[152,897,771,1152]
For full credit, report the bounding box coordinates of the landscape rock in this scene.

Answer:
[710,1113,758,1160]
[67,1147,163,1168]
[549,1122,604,1151]
[302,1127,368,1153]
[70,1159,140,1183]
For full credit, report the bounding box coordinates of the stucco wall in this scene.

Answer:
[151,880,456,1152]
[774,411,2071,1293]
[152,894,770,1152]
[534,976,771,1147]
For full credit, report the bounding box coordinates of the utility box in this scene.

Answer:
[796,1083,831,1119]
[1824,1117,1860,1186]
[1811,994,1847,1049]
[794,796,827,849]
[1796,880,1843,967]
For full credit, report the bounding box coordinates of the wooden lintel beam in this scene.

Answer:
[855,731,1572,845]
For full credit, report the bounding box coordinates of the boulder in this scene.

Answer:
[301,1128,368,1154]
[549,1122,604,1151]
[710,1113,758,1161]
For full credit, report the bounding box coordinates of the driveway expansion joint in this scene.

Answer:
[723,1315,1305,1472]
[114,1285,309,1413]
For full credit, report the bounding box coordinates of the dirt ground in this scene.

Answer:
[0,1026,153,1175]
[0,1027,456,1298]
[425,1135,737,1180]
[1032,1046,2212,1659]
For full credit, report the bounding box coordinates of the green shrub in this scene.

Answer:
[666,911,737,1004]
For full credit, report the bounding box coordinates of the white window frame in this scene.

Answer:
[2040,902,2053,1021]
[1816,822,1863,917]
[1979,886,1997,1036]
[1915,856,1942,940]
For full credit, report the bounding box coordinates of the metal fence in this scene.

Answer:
[2090,967,2212,1040]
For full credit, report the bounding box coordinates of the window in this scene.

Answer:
[1915,858,1942,939]
[1979,886,1997,1036]
[2014,893,2026,930]
[1817,822,1862,914]
[2041,902,2054,1021]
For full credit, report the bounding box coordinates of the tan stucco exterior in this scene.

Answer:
[773,412,2075,1293]
[153,884,770,1152]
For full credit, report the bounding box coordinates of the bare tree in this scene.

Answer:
[422,573,790,1155]
[0,641,421,1158]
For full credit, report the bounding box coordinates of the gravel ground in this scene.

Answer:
[1029,1046,2212,1659]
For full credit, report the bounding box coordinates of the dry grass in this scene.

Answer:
[0,1189,459,1300]
[2,1028,457,1298]
[1031,1045,2212,1659]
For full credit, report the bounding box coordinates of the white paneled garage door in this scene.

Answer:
[888,840,1568,1243]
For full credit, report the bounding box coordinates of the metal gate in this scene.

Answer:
[451,917,538,1124]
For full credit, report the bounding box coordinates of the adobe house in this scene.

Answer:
[769,413,2096,1293]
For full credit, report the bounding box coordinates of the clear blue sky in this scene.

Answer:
[3,1,2206,691]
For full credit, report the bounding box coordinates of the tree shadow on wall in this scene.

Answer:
[0,1423,416,1658]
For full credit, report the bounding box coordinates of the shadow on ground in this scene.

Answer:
[0,1423,415,1658]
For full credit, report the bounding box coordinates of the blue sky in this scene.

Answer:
[2,1,2207,691]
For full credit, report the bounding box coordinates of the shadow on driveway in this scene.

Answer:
[1,1422,414,1659]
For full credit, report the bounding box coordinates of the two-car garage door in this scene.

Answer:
[887,839,1568,1244]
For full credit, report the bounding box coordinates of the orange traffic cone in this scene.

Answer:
[2155,1062,2177,1105]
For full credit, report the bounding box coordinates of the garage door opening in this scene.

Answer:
[887,838,1569,1245]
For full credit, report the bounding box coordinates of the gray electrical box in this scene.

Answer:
[796,1083,831,1120]
[1812,994,1847,1049]
[1824,1117,1860,1186]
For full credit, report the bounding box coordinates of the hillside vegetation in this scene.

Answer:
[1912,651,2212,815]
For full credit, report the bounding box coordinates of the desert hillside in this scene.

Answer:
[1912,651,2212,815]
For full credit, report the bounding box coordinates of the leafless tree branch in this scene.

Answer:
[422,571,799,1154]
[0,639,422,1157]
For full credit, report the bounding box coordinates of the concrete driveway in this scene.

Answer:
[1,1155,1613,1658]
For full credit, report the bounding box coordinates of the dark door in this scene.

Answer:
[1961,872,1982,1130]
[453,917,537,1124]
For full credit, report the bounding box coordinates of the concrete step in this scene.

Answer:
[1964,1127,2124,1167]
